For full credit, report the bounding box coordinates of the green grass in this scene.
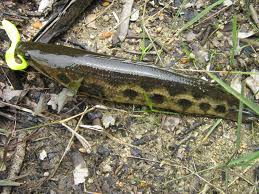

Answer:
[139,31,152,61]
[227,151,259,167]
[143,92,153,110]
[202,119,222,142]
[176,0,225,35]
[235,87,244,149]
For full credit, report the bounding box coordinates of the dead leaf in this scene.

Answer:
[130,8,139,22]
[185,31,197,42]
[85,14,97,29]
[238,31,256,39]
[57,88,75,113]
[47,94,58,110]
[47,88,75,112]
[191,43,209,63]
[102,114,116,128]
[245,70,259,99]
[71,151,89,185]
[0,86,27,102]
[195,0,207,9]
[223,0,233,6]
[38,0,54,12]
[39,150,47,160]
[230,75,242,93]
[161,116,181,131]
[34,94,47,115]
[100,31,113,39]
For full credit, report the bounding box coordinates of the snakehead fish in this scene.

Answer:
[16,42,257,121]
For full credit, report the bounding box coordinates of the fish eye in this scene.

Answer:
[24,53,30,59]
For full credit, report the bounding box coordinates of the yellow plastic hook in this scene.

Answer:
[1,19,28,70]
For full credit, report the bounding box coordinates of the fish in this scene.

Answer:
[16,41,258,121]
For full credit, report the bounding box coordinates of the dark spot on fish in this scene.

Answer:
[192,90,203,100]
[199,103,211,112]
[57,73,70,84]
[123,89,138,99]
[215,104,226,113]
[168,85,187,96]
[80,84,105,97]
[140,81,155,91]
[150,94,165,104]
[178,99,192,110]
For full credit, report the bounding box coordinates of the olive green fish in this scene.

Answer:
[16,42,258,121]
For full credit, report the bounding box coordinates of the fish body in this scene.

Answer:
[17,42,257,121]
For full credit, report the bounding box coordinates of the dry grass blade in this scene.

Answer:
[117,0,134,41]
[0,179,22,186]
[62,123,91,151]
[201,119,222,143]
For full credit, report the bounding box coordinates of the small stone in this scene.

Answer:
[185,31,197,42]
[130,9,139,22]
[99,31,113,39]
[43,171,50,176]
[32,20,42,29]
[102,163,112,173]
[102,114,116,128]
[39,150,47,160]
[38,0,54,12]
[103,15,110,22]
[158,13,164,21]
[79,147,88,153]
[156,26,163,33]
[87,110,103,121]
[161,116,181,131]
[89,34,95,39]
[116,181,124,187]
[88,178,94,184]
[180,57,189,64]
[50,190,57,194]
[102,1,110,7]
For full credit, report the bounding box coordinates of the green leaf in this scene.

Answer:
[235,87,244,149]
[143,93,153,110]
[227,151,259,167]
[176,0,225,35]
